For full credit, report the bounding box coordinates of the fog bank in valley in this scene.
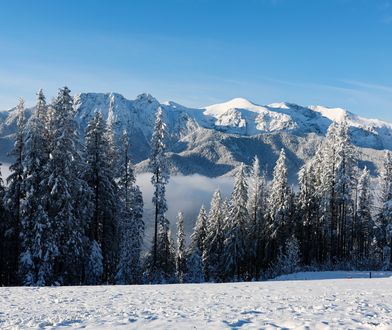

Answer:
[137,173,233,245]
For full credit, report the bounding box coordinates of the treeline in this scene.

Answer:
[184,129,392,283]
[1,87,392,286]
[182,123,392,282]
[0,88,144,286]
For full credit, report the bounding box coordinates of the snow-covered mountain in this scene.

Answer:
[1,92,391,180]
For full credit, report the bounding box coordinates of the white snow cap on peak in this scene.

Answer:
[309,105,349,123]
[205,97,259,113]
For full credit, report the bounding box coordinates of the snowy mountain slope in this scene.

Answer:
[0,92,391,179]
[1,273,392,329]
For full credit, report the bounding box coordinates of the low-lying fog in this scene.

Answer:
[1,163,234,245]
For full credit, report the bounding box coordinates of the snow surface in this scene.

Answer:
[274,271,392,281]
[1,272,392,329]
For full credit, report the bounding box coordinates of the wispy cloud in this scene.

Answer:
[341,80,392,93]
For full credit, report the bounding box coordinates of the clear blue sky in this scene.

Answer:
[1,0,392,120]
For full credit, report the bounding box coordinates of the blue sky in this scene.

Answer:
[1,0,392,120]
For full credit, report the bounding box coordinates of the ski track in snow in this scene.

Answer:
[1,273,392,329]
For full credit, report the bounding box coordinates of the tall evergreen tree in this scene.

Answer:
[187,205,207,281]
[298,159,322,264]
[84,111,119,283]
[116,130,144,284]
[203,190,225,281]
[335,121,357,259]
[247,156,267,278]
[148,107,170,273]
[0,164,11,285]
[377,150,392,267]
[44,87,90,284]
[4,98,26,285]
[106,96,119,176]
[315,123,342,262]
[266,149,291,262]
[224,163,249,281]
[19,90,54,285]
[175,211,187,283]
[189,205,207,260]
[354,167,373,260]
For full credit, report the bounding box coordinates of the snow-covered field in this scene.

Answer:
[1,272,392,329]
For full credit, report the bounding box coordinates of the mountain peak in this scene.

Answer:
[207,97,258,111]
[136,93,157,103]
[309,105,349,123]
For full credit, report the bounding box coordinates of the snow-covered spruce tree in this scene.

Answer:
[316,123,339,262]
[85,240,103,285]
[175,211,187,283]
[185,245,204,283]
[130,181,144,263]
[203,190,225,282]
[4,98,26,285]
[377,150,392,268]
[224,163,249,281]
[334,120,357,260]
[19,90,55,285]
[354,167,373,260]
[0,164,11,285]
[315,122,345,263]
[44,87,91,285]
[266,149,291,263]
[146,225,176,283]
[309,120,358,264]
[116,130,144,284]
[84,111,119,284]
[247,156,267,278]
[297,158,322,264]
[106,96,119,177]
[274,235,300,276]
[186,205,208,282]
[189,205,207,262]
[147,107,171,281]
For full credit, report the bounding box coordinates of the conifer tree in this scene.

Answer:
[19,90,54,285]
[84,111,119,283]
[175,211,187,283]
[116,130,144,284]
[185,246,204,283]
[150,226,176,283]
[148,107,170,272]
[106,96,119,176]
[317,123,339,261]
[274,235,300,275]
[203,190,225,281]
[335,121,357,259]
[266,149,291,262]
[224,163,249,281]
[298,159,321,264]
[0,164,11,285]
[189,205,207,260]
[377,150,392,267]
[4,98,26,285]
[247,156,267,278]
[44,87,91,284]
[354,167,373,259]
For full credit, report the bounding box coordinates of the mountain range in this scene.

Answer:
[1,92,391,181]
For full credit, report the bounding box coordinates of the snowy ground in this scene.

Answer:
[1,272,392,329]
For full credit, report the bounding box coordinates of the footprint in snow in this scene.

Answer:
[240,310,263,315]
[223,318,252,329]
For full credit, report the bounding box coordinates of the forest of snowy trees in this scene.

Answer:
[1,87,392,286]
